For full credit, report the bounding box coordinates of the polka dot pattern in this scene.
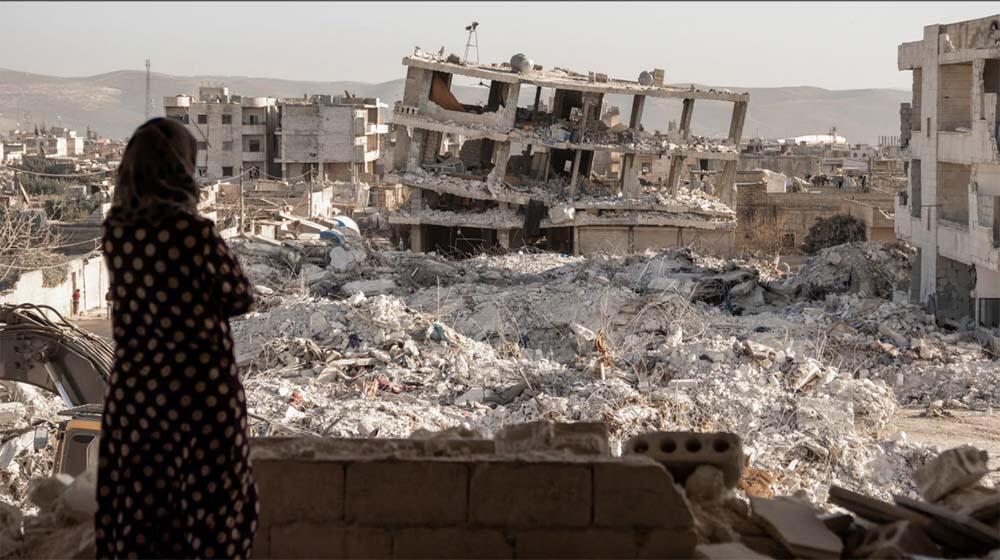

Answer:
[97,213,257,559]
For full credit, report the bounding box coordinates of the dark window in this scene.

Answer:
[248,140,261,152]
[246,115,259,125]
[222,166,234,176]
[222,114,232,125]
[197,141,207,151]
[197,167,207,177]
[169,114,189,124]
[197,114,207,124]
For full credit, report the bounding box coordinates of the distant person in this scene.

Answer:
[96,118,257,559]
[71,289,81,317]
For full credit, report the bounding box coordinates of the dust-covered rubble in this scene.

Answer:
[214,239,1000,508]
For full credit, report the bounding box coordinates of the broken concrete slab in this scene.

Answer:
[853,521,940,559]
[894,494,1000,553]
[828,485,930,526]
[794,397,854,435]
[912,445,989,503]
[494,420,611,456]
[749,497,843,559]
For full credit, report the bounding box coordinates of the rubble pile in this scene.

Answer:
[3,239,998,534]
[0,382,64,513]
[215,240,1000,506]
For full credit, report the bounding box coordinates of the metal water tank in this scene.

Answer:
[510,54,534,73]
[638,71,654,86]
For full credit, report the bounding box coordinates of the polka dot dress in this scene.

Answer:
[96,214,258,559]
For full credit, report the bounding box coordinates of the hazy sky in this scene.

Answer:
[0,2,995,90]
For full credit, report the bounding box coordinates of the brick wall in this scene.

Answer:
[250,437,697,559]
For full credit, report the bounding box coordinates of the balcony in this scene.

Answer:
[367,123,389,135]
[242,151,265,162]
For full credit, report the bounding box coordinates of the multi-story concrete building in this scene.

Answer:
[163,88,388,183]
[388,48,749,256]
[164,86,279,179]
[275,95,387,182]
[896,14,1000,330]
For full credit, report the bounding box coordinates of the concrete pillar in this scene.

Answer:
[728,101,748,144]
[502,83,521,129]
[497,229,511,249]
[621,153,641,198]
[718,161,737,208]
[406,129,427,172]
[569,149,583,194]
[679,99,695,139]
[409,225,425,253]
[532,86,543,120]
[666,155,685,195]
[489,141,512,183]
[629,95,646,129]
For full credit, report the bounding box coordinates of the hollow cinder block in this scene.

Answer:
[623,432,743,488]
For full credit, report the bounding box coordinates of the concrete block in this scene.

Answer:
[515,529,639,559]
[469,462,591,528]
[624,432,743,488]
[593,460,693,529]
[913,445,989,502]
[393,528,513,559]
[254,460,344,527]
[269,525,391,559]
[345,461,467,526]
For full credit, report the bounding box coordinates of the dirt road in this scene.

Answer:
[892,406,1000,485]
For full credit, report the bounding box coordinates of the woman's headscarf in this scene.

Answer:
[109,117,201,224]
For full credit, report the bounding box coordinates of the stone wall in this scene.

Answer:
[250,437,697,559]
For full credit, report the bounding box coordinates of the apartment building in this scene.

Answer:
[896,14,1000,331]
[163,86,279,179]
[276,95,387,181]
[388,48,748,256]
[163,88,388,183]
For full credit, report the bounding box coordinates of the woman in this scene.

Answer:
[96,117,258,559]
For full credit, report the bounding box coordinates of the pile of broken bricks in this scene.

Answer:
[623,432,999,559]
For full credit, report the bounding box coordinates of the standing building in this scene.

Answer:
[163,86,279,179]
[163,87,388,183]
[896,14,1000,331]
[275,95,387,182]
[388,48,749,256]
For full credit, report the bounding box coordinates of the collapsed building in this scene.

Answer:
[387,48,749,256]
[896,14,1000,339]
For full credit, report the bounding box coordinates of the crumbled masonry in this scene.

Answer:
[2,240,999,558]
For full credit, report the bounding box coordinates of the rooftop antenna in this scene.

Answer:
[144,58,153,121]
[463,22,479,65]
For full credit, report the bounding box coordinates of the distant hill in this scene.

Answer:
[0,68,909,144]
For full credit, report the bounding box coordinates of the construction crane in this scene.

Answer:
[463,22,479,65]
[144,58,153,121]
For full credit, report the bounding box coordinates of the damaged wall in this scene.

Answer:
[250,436,697,559]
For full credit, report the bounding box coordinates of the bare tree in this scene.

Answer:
[0,206,66,286]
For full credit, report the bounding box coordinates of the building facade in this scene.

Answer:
[163,87,388,183]
[896,14,1000,330]
[164,86,280,180]
[276,95,387,182]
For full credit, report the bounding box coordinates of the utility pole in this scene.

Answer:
[238,166,245,233]
[145,59,152,121]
